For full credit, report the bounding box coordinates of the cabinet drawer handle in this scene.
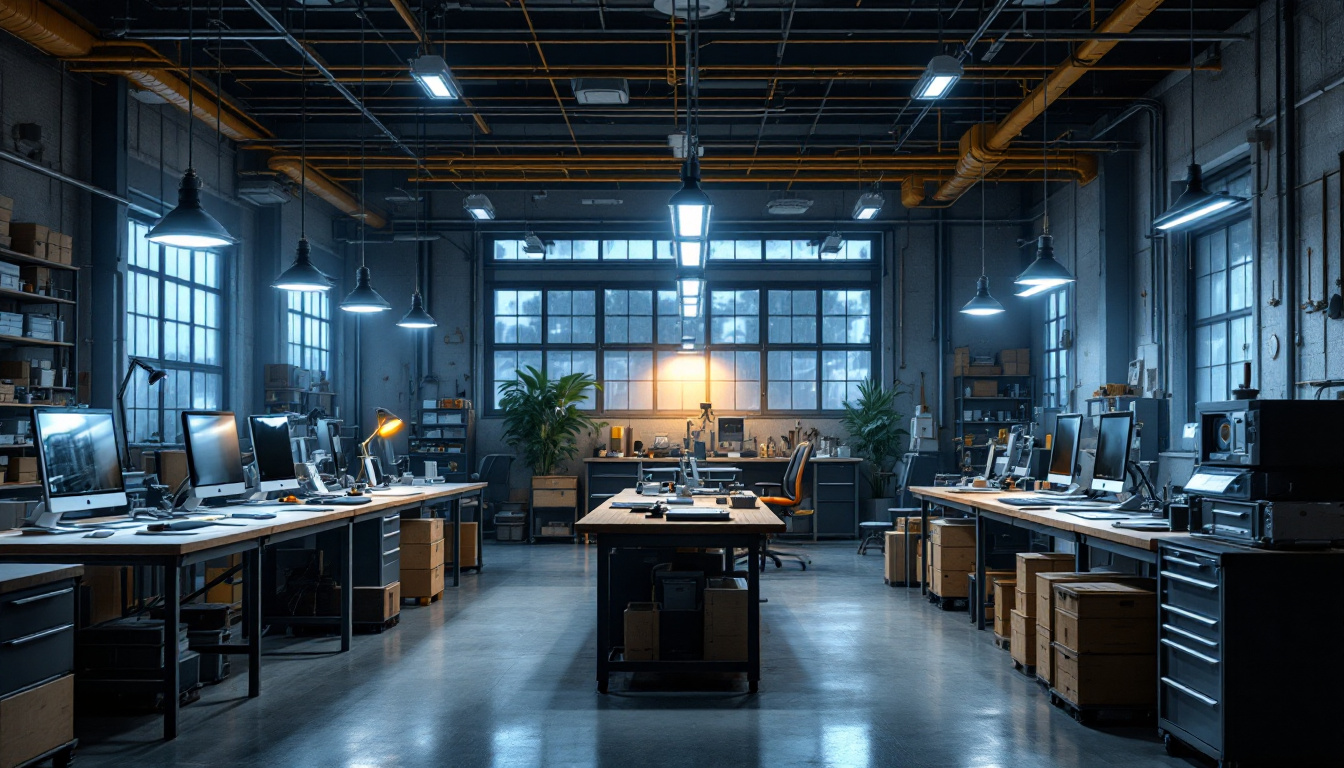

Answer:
[1162,623,1218,648]
[1161,555,1211,569]
[1161,570,1219,590]
[8,587,74,606]
[1162,638,1220,664]
[385,548,401,557]
[1161,677,1218,707]
[2,623,73,647]
[1161,604,1218,626]
[383,530,399,539]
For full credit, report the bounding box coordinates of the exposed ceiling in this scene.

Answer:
[24,1,1258,210]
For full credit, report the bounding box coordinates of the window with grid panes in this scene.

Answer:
[124,220,225,444]
[286,292,330,375]
[491,288,597,410]
[1192,191,1254,404]
[1042,288,1070,409]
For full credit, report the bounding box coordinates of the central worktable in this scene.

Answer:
[0,482,486,740]
[575,489,786,693]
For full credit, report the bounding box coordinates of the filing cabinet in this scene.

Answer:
[353,511,401,587]
[0,566,79,768]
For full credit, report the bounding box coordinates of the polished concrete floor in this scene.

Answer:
[74,541,1189,768]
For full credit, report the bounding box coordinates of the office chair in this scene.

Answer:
[752,441,814,571]
[471,454,515,530]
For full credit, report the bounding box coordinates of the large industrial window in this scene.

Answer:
[286,291,331,375]
[490,237,871,262]
[124,220,225,444]
[1192,181,1254,404]
[1042,288,1070,409]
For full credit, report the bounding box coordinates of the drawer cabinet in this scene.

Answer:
[1157,539,1344,765]
[0,580,76,698]
[353,512,401,587]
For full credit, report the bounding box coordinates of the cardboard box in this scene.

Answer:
[205,553,242,605]
[443,522,479,568]
[970,379,999,397]
[993,579,1016,637]
[1014,587,1037,619]
[624,602,659,661]
[8,223,48,259]
[895,515,936,533]
[1053,608,1156,654]
[1036,630,1055,685]
[155,450,189,492]
[401,538,445,570]
[533,488,577,508]
[1009,609,1036,666]
[1054,581,1156,619]
[928,518,975,547]
[19,266,49,293]
[5,456,37,483]
[401,518,444,545]
[883,531,919,585]
[1015,552,1076,591]
[353,582,401,623]
[532,475,579,490]
[968,365,1003,377]
[0,362,29,381]
[264,364,303,388]
[703,577,747,660]
[930,567,969,598]
[1035,573,1156,633]
[1052,644,1156,708]
[931,543,974,573]
[401,564,444,598]
[0,673,74,768]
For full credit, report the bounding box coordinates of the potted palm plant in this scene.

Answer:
[498,367,603,538]
[840,378,910,520]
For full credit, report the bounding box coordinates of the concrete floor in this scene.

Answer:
[73,541,1189,768]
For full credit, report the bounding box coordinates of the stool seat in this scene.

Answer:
[859,521,894,529]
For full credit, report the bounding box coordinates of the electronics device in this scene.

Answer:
[718,417,745,454]
[315,418,345,475]
[982,442,998,482]
[1189,497,1344,548]
[29,409,128,530]
[1046,413,1083,488]
[1196,399,1344,469]
[362,455,386,487]
[247,415,301,494]
[993,432,1017,478]
[182,411,247,506]
[1090,411,1134,494]
[308,496,372,506]
[1000,496,1099,507]
[1008,431,1033,479]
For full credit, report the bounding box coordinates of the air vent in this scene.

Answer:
[581,199,624,206]
[572,78,629,105]
[766,198,814,216]
[237,178,290,206]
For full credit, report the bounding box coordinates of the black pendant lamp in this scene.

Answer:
[398,109,436,330]
[340,15,389,313]
[147,0,235,248]
[962,73,1005,317]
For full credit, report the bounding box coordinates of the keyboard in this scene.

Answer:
[1056,508,1134,520]
[664,509,732,521]
[1000,496,1096,507]
[308,496,372,506]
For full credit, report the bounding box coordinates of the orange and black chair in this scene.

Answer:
[752,441,813,571]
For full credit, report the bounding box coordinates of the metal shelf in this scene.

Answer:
[0,287,76,305]
[0,333,71,348]
[0,247,78,271]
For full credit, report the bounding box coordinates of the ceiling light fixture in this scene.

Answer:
[851,190,884,221]
[1153,2,1246,231]
[523,232,546,254]
[147,0,236,249]
[273,6,331,292]
[912,54,963,100]
[410,54,461,100]
[1014,10,1074,297]
[669,160,712,240]
[669,0,712,258]
[398,105,437,330]
[767,197,814,215]
[397,290,437,329]
[962,69,1005,317]
[341,14,390,315]
[819,231,845,255]
[463,193,495,220]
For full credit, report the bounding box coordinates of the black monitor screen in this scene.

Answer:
[183,412,245,487]
[1093,412,1134,484]
[34,410,124,498]
[249,415,297,483]
[718,417,745,441]
[1047,414,1083,482]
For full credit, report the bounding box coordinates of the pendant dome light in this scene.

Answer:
[962,75,1004,317]
[272,4,331,292]
[1014,9,1075,297]
[1153,0,1247,231]
[146,0,236,249]
[341,13,390,313]
[668,0,711,252]
[398,108,437,329]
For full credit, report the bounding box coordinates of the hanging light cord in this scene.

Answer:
[980,72,987,277]
[1041,5,1049,235]
[359,2,367,268]
[1189,0,1196,166]
[299,2,308,240]
[186,0,195,171]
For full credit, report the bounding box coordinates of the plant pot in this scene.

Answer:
[864,497,898,524]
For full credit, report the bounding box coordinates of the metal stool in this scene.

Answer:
[859,507,921,555]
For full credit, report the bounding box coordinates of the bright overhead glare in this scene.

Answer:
[1013,235,1075,296]
[272,238,332,292]
[409,55,461,100]
[463,193,495,221]
[147,168,237,248]
[677,240,703,270]
[913,54,963,100]
[961,275,1006,316]
[852,191,883,221]
[668,162,713,239]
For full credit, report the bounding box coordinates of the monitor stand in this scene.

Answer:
[1112,494,1148,512]
[1038,483,1083,497]
[24,503,79,533]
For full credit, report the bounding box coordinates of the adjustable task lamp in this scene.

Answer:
[357,408,405,484]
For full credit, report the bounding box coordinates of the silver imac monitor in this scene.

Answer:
[182,411,247,500]
[1091,411,1135,494]
[248,414,301,493]
[316,418,345,475]
[32,408,128,518]
[1046,413,1084,487]
[983,441,999,481]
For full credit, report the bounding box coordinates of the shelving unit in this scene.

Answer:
[408,404,475,482]
[263,386,336,415]
[953,375,1033,472]
[0,240,79,503]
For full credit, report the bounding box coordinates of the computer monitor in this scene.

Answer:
[377,436,399,475]
[32,409,128,518]
[315,418,345,475]
[983,442,998,481]
[718,417,744,451]
[247,414,300,493]
[1046,413,1083,487]
[1009,432,1033,478]
[1091,411,1135,494]
[182,411,247,500]
[994,432,1017,478]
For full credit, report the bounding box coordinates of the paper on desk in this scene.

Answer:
[1184,472,1236,494]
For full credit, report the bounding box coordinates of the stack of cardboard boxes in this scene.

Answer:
[400,519,445,602]
[446,522,479,569]
[1000,348,1031,375]
[952,346,1032,376]
[882,515,934,586]
[703,578,747,661]
[1009,553,1075,670]
[992,576,1015,642]
[9,223,72,265]
[1051,582,1157,709]
[624,602,659,661]
[1033,571,1155,687]
[927,519,975,599]
[4,456,37,484]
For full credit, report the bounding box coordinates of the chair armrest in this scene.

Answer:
[754,481,783,491]
[471,473,481,481]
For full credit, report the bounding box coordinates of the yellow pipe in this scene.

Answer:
[927,0,1165,205]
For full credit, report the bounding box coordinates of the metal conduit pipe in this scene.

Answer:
[926,0,1167,205]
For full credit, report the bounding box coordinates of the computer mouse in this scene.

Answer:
[84,530,115,538]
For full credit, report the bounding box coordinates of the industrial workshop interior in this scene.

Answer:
[2,0,1343,766]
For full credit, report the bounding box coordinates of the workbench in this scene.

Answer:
[584,457,862,538]
[907,486,1184,630]
[575,488,785,693]
[0,482,484,741]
